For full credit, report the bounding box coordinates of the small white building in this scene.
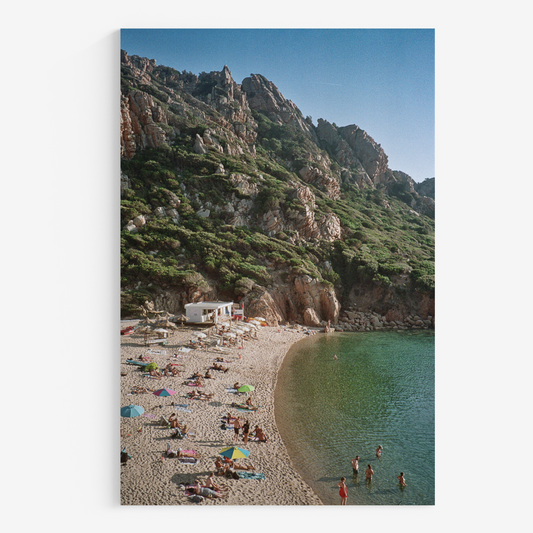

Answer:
[184,301,234,324]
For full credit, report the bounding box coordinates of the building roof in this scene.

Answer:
[184,301,233,309]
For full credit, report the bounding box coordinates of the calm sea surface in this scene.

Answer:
[275,330,435,505]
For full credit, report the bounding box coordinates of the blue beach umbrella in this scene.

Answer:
[121,405,145,418]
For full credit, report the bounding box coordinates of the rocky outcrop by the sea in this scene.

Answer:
[120,50,435,327]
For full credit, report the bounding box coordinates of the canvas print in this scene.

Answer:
[120,29,435,505]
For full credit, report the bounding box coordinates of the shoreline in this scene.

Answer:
[120,322,323,505]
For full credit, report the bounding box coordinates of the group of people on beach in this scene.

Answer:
[337,445,406,504]
[223,412,268,444]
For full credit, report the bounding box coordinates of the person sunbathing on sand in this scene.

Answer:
[204,370,214,379]
[164,364,180,377]
[214,457,225,474]
[233,382,240,390]
[205,473,221,491]
[166,443,195,458]
[150,369,163,379]
[231,402,256,410]
[168,413,181,429]
[132,386,153,394]
[198,392,214,400]
[232,462,255,471]
[254,426,268,443]
[177,448,196,459]
[194,482,225,499]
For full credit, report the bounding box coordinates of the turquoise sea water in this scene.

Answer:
[275,330,435,505]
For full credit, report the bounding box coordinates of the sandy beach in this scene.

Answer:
[120,321,323,505]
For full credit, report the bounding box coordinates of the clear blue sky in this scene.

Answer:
[121,29,434,182]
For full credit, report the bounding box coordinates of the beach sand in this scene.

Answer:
[120,322,323,505]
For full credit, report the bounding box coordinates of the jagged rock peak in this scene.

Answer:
[241,74,316,140]
[121,50,156,83]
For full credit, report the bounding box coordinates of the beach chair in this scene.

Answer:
[160,415,171,428]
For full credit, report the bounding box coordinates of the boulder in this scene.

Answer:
[133,215,146,228]
[303,308,321,327]
[193,134,209,155]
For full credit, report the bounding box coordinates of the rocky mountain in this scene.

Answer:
[120,50,435,329]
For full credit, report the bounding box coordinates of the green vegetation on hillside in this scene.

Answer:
[120,58,434,318]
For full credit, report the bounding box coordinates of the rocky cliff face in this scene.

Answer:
[120,50,434,327]
[120,91,169,158]
[241,273,341,327]
[415,177,435,199]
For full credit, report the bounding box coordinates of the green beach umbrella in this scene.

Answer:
[238,385,255,393]
[219,446,250,460]
[144,362,158,372]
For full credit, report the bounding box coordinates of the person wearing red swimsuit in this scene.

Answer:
[337,477,348,505]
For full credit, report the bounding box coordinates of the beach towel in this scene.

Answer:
[177,347,192,353]
[175,406,193,413]
[187,383,202,387]
[225,388,238,393]
[126,359,148,367]
[178,457,198,464]
[237,407,259,412]
[142,413,156,419]
[234,472,265,480]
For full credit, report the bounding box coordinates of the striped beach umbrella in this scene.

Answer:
[153,388,176,397]
[219,446,250,460]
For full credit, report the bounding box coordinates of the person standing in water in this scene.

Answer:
[351,455,359,475]
[376,445,383,458]
[397,472,406,488]
[337,477,348,505]
[365,464,374,482]
[333,354,338,360]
